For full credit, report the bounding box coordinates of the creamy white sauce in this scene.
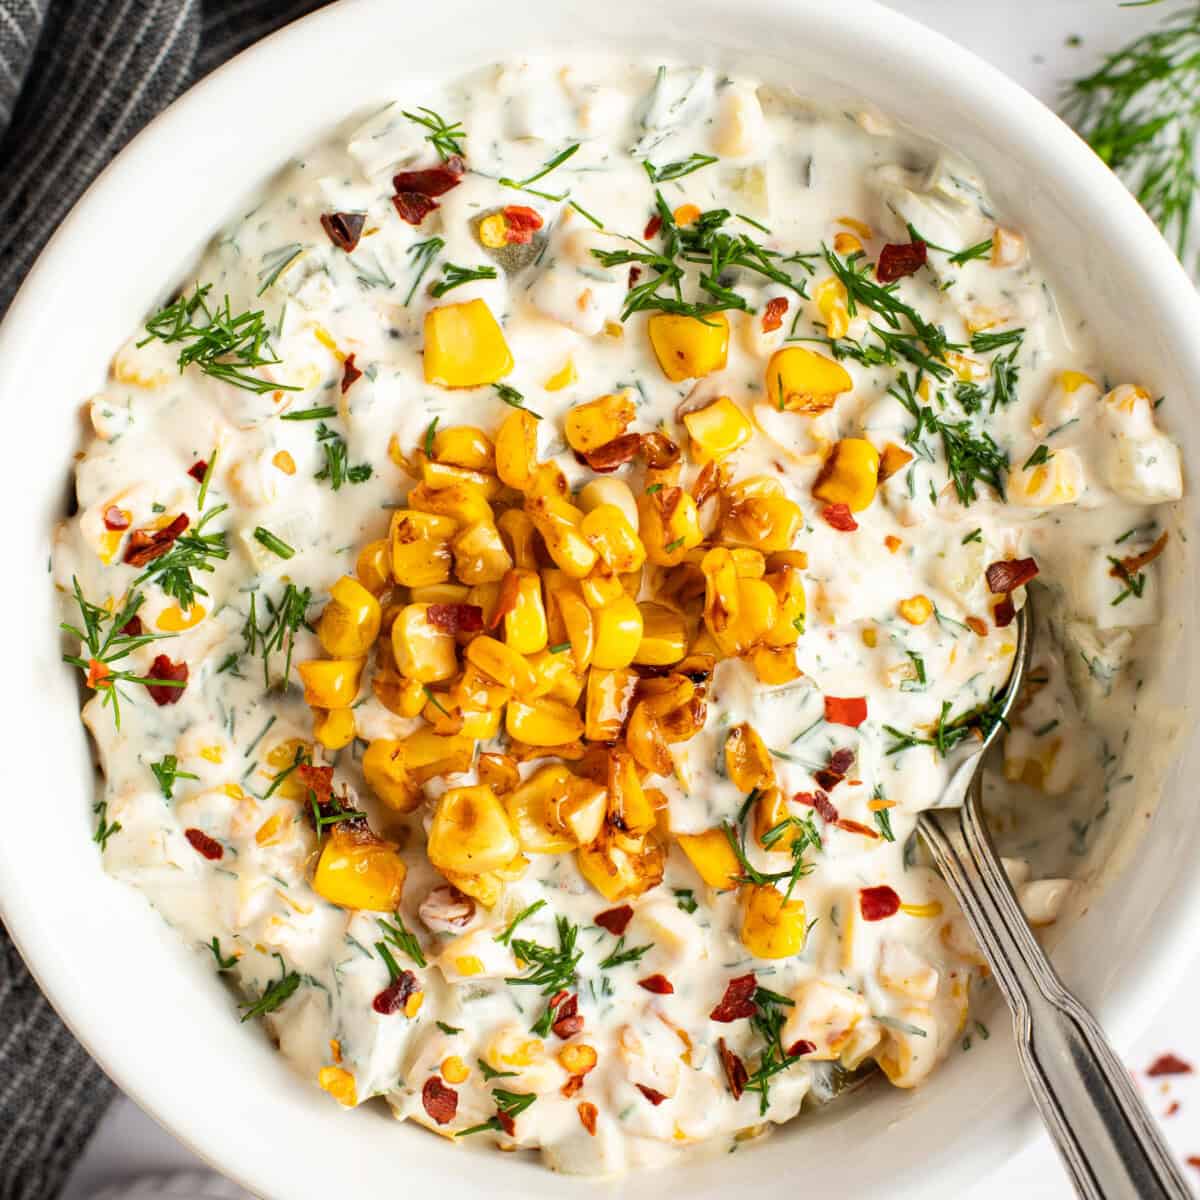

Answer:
[54,58,1182,1175]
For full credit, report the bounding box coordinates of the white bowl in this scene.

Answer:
[3,1,1199,1196]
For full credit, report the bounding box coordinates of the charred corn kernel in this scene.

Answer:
[558,776,606,845]
[581,505,645,573]
[721,483,803,553]
[580,569,625,609]
[361,738,417,812]
[878,442,915,483]
[428,786,519,875]
[677,828,741,890]
[156,604,206,632]
[459,706,503,739]
[578,477,639,530]
[765,345,852,414]
[832,231,863,256]
[751,644,803,684]
[533,518,597,578]
[318,575,382,658]
[441,1056,470,1084]
[312,826,407,911]
[478,752,520,795]
[423,299,513,388]
[577,831,665,901]
[505,697,585,746]
[673,203,701,226]
[648,312,730,382]
[725,722,775,792]
[355,538,391,594]
[634,603,688,665]
[683,396,753,463]
[763,564,805,647]
[422,458,502,500]
[741,885,808,958]
[390,509,457,587]
[452,521,513,585]
[526,649,584,705]
[564,391,636,453]
[297,659,363,708]
[408,479,494,525]
[555,588,594,671]
[445,871,503,908]
[503,570,549,654]
[525,460,571,504]
[813,276,850,340]
[638,488,703,566]
[318,1066,358,1107]
[812,438,880,512]
[313,706,356,750]
[497,508,540,570]
[467,635,536,695]
[544,358,577,391]
[608,748,655,834]
[433,424,494,472]
[715,578,779,657]
[391,603,458,683]
[585,667,638,741]
[591,594,644,669]
[558,1043,598,1075]
[702,547,741,634]
[494,408,539,491]
[504,765,577,853]
[898,594,933,625]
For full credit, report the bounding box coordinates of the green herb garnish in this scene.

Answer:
[238,953,301,1022]
[431,262,499,298]
[253,527,295,560]
[150,753,198,800]
[403,107,465,161]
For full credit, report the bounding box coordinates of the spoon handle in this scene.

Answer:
[919,792,1190,1200]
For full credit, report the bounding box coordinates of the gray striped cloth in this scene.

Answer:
[0,5,327,1194]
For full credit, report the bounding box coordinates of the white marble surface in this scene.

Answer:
[59,2,1200,1197]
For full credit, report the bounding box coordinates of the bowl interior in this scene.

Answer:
[3,1,1199,1196]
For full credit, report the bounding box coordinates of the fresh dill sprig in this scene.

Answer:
[597,935,653,970]
[208,937,238,970]
[430,262,499,298]
[495,899,546,946]
[905,221,994,267]
[92,800,122,851]
[743,987,802,1115]
[243,583,313,690]
[404,237,445,305]
[883,691,1008,758]
[642,152,719,182]
[131,503,230,610]
[238,953,301,1022]
[314,423,372,490]
[378,914,427,968]
[500,143,580,200]
[402,107,465,161]
[506,915,582,994]
[140,285,299,395]
[456,1088,537,1137]
[150,753,198,800]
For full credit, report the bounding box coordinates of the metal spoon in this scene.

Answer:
[918,596,1190,1199]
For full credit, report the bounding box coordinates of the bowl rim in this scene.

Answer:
[4,0,1200,1194]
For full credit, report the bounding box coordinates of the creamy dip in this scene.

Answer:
[54,58,1183,1174]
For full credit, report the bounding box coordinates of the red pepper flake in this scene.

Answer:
[296,764,334,804]
[824,696,867,727]
[393,157,465,198]
[103,506,130,531]
[710,973,757,1022]
[421,1075,458,1125]
[374,969,418,1015]
[123,513,189,567]
[876,240,927,283]
[628,266,641,288]
[547,989,569,1010]
[829,747,856,776]
[501,205,543,244]
[144,655,188,706]
[859,885,901,921]
[716,1038,748,1100]
[319,211,367,253]
[836,818,881,839]
[594,905,634,936]
[119,615,143,638]
[184,828,223,860]
[561,1073,585,1098]
[426,602,484,634]
[638,974,674,995]
[1148,1054,1194,1078]
[578,1101,598,1135]
[340,354,362,393]
[992,595,1015,629]
[787,1038,816,1058]
[496,1110,517,1137]
[582,433,642,473]
[761,296,789,332]
[1166,1101,1181,1117]
[644,213,663,240]
[552,994,584,1040]
[820,503,858,532]
[393,191,439,225]
[1187,1157,1200,1172]
[985,557,1039,595]
[812,791,839,823]
[636,1084,668,1106]
[186,461,208,484]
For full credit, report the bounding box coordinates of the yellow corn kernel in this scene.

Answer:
[525,459,570,504]
[456,954,485,976]
[580,505,646,573]
[878,442,915,483]
[555,588,594,671]
[423,299,513,388]
[812,438,880,512]
[478,212,508,248]
[752,786,788,850]
[526,649,584,705]
[355,538,391,594]
[741,885,808,958]
[503,570,549,655]
[720,478,803,552]
[579,569,626,609]
[408,480,494,526]
[564,392,636,454]
[648,312,730,382]
[813,276,850,340]
[637,487,703,566]
[1061,370,1096,394]
[585,667,638,741]
[608,748,655,835]
[313,706,356,750]
[391,603,458,683]
[900,901,944,919]
[677,828,741,890]
[494,408,539,491]
[442,1056,470,1084]
[452,521,512,586]
[318,1066,358,1107]
[527,504,598,578]
[156,604,207,632]
[765,346,852,414]
[422,458,502,500]
[297,659,363,708]
[576,830,665,901]
[861,626,878,648]
[466,635,536,695]
[432,425,494,473]
[505,697,585,746]
[838,216,873,239]
[724,722,775,792]
[711,577,779,658]
[403,991,424,1018]
[559,1042,598,1075]
[673,203,701,226]
[763,564,806,648]
[591,594,644,669]
[255,811,288,846]
[478,752,520,796]
[428,785,520,875]
[832,231,862,256]
[459,706,502,739]
[446,872,503,908]
[683,396,752,463]
[634,603,688,666]
[390,509,457,588]
[312,826,407,911]
[504,765,578,854]
[544,359,577,391]
[497,509,539,570]
[750,644,802,684]
[271,450,296,476]
[897,594,933,626]
[318,575,382,658]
